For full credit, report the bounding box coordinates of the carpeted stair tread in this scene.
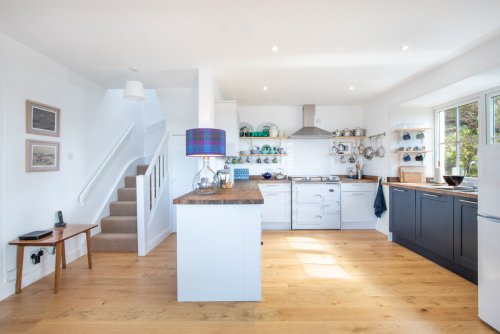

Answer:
[117,187,136,201]
[92,233,138,252]
[109,201,137,216]
[100,216,137,233]
[124,176,136,188]
[137,164,149,175]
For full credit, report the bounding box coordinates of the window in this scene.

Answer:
[487,91,500,144]
[436,101,479,178]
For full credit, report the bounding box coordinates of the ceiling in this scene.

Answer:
[1,0,500,105]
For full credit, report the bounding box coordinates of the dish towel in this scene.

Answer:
[373,178,387,218]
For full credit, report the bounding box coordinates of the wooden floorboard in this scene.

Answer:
[0,230,495,333]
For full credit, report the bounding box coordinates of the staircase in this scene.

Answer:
[92,164,148,252]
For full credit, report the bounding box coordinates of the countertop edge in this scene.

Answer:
[383,182,478,199]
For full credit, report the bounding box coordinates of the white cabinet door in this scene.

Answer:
[262,192,290,223]
[214,101,239,156]
[341,191,376,229]
[259,183,291,230]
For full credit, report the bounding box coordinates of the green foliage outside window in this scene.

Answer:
[440,102,478,178]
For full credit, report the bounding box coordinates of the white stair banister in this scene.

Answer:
[136,132,169,256]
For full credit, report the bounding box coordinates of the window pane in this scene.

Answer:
[460,141,478,178]
[459,102,479,139]
[494,95,500,143]
[440,143,456,175]
[444,107,457,143]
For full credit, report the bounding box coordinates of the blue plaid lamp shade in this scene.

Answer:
[186,128,226,157]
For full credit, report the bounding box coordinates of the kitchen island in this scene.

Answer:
[173,181,264,302]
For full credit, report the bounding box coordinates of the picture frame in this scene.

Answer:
[26,100,60,137]
[26,140,60,172]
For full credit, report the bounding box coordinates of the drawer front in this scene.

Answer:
[258,183,290,193]
[341,183,376,192]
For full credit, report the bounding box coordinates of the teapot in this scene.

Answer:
[262,172,273,180]
[274,168,286,180]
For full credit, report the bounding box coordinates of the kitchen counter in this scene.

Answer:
[339,175,378,183]
[383,182,478,199]
[174,180,262,302]
[173,180,264,205]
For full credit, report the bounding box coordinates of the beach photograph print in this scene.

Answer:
[26,100,60,137]
[26,140,60,172]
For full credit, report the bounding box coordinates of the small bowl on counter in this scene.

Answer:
[443,175,465,186]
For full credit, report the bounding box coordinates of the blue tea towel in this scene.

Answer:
[373,179,387,218]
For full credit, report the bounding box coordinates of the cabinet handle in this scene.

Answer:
[459,199,477,205]
[393,189,406,192]
[350,192,367,196]
[264,193,280,196]
[423,193,439,198]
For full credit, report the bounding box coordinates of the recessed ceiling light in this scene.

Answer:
[401,45,410,51]
[271,46,279,52]
[262,86,268,91]
[128,67,140,72]
[349,86,355,91]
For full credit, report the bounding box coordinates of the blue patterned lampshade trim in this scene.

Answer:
[186,128,226,157]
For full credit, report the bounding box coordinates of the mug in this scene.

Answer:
[405,147,412,151]
[415,153,424,161]
[340,155,347,163]
[272,157,278,163]
[416,131,425,139]
[403,132,411,140]
[403,153,411,162]
[331,146,339,154]
[398,147,405,151]
[349,156,356,163]
[413,146,420,151]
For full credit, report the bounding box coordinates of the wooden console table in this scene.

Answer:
[9,224,97,294]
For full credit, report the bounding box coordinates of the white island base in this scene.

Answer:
[176,204,262,302]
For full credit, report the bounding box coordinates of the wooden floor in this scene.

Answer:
[0,230,495,334]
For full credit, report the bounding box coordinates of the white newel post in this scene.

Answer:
[136,174,146,256]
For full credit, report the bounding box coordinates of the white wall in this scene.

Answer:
[362,32,500,235]
[0,33,145,300]
[236,105,364,176]
[142,90,165,159]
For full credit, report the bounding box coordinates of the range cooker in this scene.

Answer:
[288,175,341,230]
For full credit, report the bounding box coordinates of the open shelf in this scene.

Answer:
[332,136,366,139]
[240,154,288,156]
[393,128,433,133]
[394,150,433,154]
[329,153,362,156]
[239,137,288,140]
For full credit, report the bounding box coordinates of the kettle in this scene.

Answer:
[274,168,286,180]
[262,172,272,180]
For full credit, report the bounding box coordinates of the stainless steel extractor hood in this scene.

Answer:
[288,105,333,139]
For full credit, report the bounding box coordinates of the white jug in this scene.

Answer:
[270,125,278,137]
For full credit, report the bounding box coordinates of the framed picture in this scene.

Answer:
[26,100,60,137]
[26,140,60,172]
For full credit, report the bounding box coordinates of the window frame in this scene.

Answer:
[435,98,479,180]
[486,90,500,145]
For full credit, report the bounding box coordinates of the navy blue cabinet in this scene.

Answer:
[416,191,455,261]
[453,197,478,272]
[389,186,478,283]
[389,187,416,242]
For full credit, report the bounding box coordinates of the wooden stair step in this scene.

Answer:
[100,216,137,233]
[117,188,136,201]
[109,201,136,216]
[91,233,138,252]
[137,164,149,176]
[124,176,136,188]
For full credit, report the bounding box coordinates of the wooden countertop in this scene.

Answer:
[173,181,264,205]
[249,175,291,183]
[383,182,478,199]
[339,175,378,183]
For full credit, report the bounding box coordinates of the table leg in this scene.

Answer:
[85,230,93,269]
[54,242,63,293]
[15,246,25,294]
[61,241,67,269]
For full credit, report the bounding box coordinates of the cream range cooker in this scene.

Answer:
[288,176,341,230]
